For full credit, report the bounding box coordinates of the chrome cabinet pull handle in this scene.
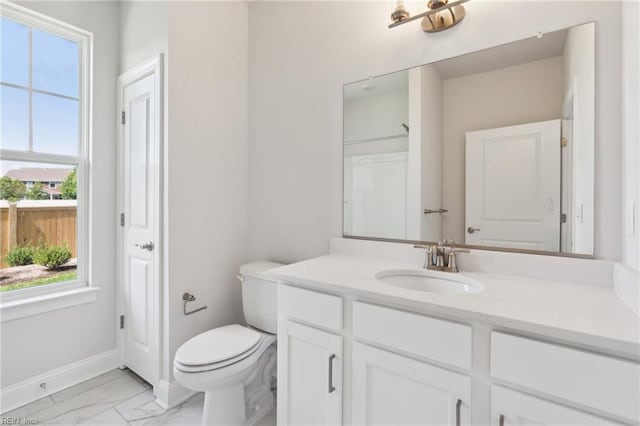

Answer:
[499,414,505,426]
[467,227,481,234]
[328,354,336,393]
[456,399,462,426]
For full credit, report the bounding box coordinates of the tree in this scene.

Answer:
[26,182,48,200]
[0,176,26,201]
[61,169,77,200]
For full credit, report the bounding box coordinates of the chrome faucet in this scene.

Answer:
[414,240,470,273]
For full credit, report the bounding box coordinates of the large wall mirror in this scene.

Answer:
[343,22,595,257]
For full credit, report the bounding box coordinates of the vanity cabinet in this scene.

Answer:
[276,283,639,426]
[491,332,640,424]
[353,342,471,426]
[277,285,344,425]
[277,320,342,426]
[491,385,625,426]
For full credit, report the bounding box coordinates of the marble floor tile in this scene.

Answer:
[33,374,147,424]
[114,390,165,423]
[134,393,204,426]
[3,396,55,419]
[76,407,128,425]
[4,369,278,426]
[51,369,129,404]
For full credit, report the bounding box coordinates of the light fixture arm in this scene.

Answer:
[388,0,469,30]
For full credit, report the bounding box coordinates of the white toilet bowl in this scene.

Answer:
[174,324,277,425]
[173,261,283,425]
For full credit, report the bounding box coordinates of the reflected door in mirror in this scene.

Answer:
[465,120,561,251]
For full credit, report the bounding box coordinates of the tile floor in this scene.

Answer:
[3,368,277,425]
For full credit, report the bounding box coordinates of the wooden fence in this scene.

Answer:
[0,201,77,269]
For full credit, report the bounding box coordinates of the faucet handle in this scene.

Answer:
[452,247,470,253]
[448,251,458,271]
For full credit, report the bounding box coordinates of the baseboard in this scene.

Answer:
[0,349,118,414]
[154,379,197,410]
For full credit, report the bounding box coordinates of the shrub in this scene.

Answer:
[33,244,72,270]
[5,245,37,267]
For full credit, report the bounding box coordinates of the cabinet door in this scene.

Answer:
[277,320,342,426]
[352,343,471,426]
[492,385,626,426]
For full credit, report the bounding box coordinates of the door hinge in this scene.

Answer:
[120,315,125,329]
[561,213,567,223]
[120,213,125,227]
[561,137,568,147]
[121,111,126,125]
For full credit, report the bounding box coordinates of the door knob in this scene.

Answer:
[467,227,481,234]
[135,241,154,251]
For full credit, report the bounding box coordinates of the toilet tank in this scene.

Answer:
[238,261,284,334]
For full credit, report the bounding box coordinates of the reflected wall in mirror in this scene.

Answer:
[343,22,595,256]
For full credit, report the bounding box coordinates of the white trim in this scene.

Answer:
[0,349,117,414]
[0,1,92,43]
[0,0,93,304]
[0,286,99,322]
[116,54,164,389]
[153,379,197,410]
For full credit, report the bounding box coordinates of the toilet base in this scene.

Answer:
[197,344,277,425]
[202,383,246,425]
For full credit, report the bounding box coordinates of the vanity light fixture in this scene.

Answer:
[389,0,469,33]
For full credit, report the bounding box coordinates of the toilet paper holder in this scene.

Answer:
[183,292,207,316]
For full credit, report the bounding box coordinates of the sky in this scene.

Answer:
[1,16,80,162]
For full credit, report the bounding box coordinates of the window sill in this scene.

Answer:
[1,286,100,322]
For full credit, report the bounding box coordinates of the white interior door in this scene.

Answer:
[119,58,161,386]
[465,120,561,251]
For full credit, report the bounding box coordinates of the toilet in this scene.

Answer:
[173,261,283,425]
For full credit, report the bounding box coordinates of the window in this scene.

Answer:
[0,4,91,298]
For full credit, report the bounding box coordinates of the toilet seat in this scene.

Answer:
[173,331,277,389]
[174,324,265,373]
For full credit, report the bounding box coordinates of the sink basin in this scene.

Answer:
[375,269,484,294]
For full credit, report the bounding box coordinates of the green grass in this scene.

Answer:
[0,271,77,292]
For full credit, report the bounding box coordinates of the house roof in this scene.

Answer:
[4,168,73,183]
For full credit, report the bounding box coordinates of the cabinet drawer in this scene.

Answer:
[492,385,625,426]
[278,285,343,332]
[491,332,640,422]
[353,302,472,370]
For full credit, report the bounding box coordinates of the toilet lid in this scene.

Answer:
[175,324,261,367]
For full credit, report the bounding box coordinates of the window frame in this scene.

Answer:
[0,2,93,306]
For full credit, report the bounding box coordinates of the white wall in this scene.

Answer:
[343,84,408,143]
[418,65,443,242]
[1,1,120,387]
[442,56,564,242]
[563,23,595,254]
[247,1,623,262]
[166,1,249,383]
[119,2,167,73]
[622,0,639,271]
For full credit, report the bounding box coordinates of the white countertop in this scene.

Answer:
[269,254,640,359]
